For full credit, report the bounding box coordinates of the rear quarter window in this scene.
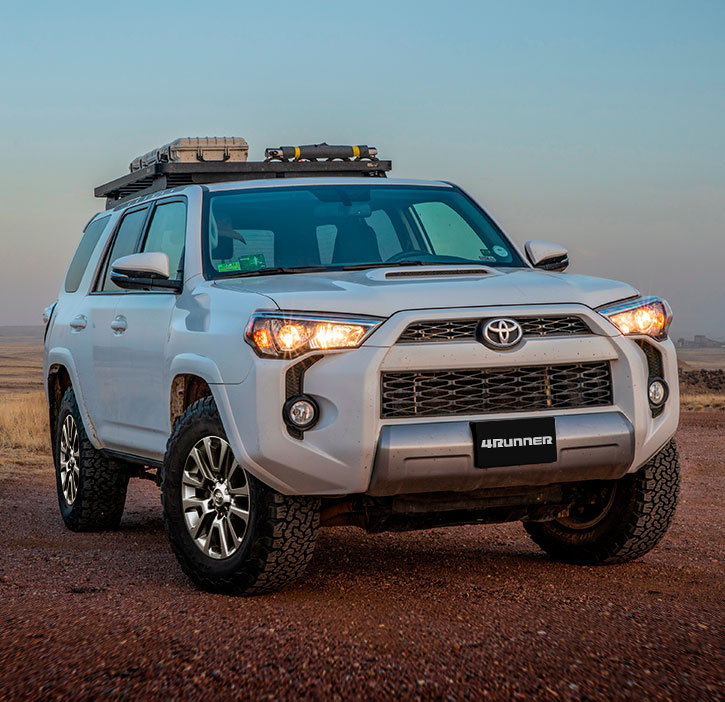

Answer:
[64,215,111,293]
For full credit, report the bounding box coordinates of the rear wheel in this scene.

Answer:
[54,387,129,531]
[524,439,680,564]
[161,396,320,595]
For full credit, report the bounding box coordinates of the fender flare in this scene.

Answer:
[166,354,267,481]
[45,347,102,448]
[169,353,227,385]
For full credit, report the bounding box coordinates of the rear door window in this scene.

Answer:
[65,215,111,293]
[98,206,150,292]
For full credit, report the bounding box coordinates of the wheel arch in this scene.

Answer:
[47,363,72,463]
[166,353,279,492]
[170,374,213,428]
[168,353,227,430]
[46,349,102,455]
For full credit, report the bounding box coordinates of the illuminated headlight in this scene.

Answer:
[598,296,672,340]
[246,312,383,358]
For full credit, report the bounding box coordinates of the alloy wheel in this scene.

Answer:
[182,436,250,559]
[59,415,80,506]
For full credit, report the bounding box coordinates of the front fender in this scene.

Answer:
[167,353,276,489]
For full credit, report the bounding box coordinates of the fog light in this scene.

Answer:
[648,378,668,407]
[283,396,319,430]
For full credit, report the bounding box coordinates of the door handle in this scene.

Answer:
[111,315,128,334]
[70,314,87,331]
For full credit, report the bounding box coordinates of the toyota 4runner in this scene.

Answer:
[43,138,680,595]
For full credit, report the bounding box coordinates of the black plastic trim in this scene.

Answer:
[103,449,164,470]
[634,339,667,417]
[284,356,323,439]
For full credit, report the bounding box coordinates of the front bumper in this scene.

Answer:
[368,411,634,496]
[217,303,679,496]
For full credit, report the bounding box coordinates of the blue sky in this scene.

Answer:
[0,0,723,337]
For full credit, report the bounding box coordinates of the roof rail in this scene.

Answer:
[95,139,391,209]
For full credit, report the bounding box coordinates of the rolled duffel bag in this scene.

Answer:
[265,143,377,161]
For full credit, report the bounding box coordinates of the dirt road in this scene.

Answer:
[1,412,723,701]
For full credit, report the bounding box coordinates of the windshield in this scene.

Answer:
[203,184,523,277]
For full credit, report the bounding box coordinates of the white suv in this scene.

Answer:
[44,139,680,595]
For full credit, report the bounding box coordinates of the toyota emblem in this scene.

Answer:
[480,318,523,349]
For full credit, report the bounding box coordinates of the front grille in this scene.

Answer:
[381,361,612,418]
[397,316,591,343]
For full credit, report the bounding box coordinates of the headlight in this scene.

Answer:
[598,296,672,340]
[246,312,383,358]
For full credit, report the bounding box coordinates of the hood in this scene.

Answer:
[213,266,638,317]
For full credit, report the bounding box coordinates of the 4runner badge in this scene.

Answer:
[480,436,553,448]
[480,318,523,349]
[471,417,557,468]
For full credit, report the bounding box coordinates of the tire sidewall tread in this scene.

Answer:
[524,439,680,565]
[161,396,320,596]
[54,387,128,532]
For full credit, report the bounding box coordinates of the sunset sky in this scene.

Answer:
[0,0,722,338]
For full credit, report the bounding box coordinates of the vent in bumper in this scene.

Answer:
[284,355,322,439]
[397,316,592,343]
[381,362,613,418]
[634,339,665,418]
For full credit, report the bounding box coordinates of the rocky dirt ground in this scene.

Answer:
[0,411,723,701]
[679,368,725,393]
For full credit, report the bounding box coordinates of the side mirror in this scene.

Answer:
[524,240,569,272]
[111,252,182,291]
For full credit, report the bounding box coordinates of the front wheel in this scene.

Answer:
[161,396,320,595]
[524,439,680,564]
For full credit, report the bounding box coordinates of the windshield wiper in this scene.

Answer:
[221,260,493,278]
[340,261,427,271]
[224,265,333,278]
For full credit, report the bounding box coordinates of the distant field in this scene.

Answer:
[677,347,725,370]
[0,327,46,451]
[0,325,45,342]
[0,326,44,398]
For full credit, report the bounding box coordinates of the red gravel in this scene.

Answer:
[1,412,723,701]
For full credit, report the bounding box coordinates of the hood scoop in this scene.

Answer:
[385,268,491,279]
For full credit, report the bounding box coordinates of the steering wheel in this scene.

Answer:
[386,250,431,263]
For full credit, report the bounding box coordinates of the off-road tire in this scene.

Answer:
[54,387,129,531]
[524,439,680,564]
[161,396,320,595]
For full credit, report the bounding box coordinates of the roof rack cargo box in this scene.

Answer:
[96,139,391,209]
[130,137,249,172]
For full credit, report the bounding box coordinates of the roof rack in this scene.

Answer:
[95,139,391,209]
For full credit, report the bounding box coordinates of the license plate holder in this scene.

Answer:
[471,417,557,468]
